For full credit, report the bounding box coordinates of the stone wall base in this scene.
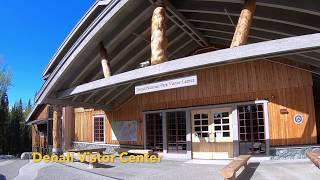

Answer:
[270,145,320,160]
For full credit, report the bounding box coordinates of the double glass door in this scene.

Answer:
[145,111,187,153]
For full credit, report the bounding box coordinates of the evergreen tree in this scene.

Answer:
[0,92,9,154]
[8,100,23,155]
[0,68,11,154]
[22,99,33,152]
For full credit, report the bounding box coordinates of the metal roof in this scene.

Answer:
[27,0,320,121]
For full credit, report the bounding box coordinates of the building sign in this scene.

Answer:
[135,75,197,95]
[294,114,304,125]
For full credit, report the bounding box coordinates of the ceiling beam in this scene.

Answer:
[188,0,320,17]
[81,25,180,103]
[148,0,209,47]
[178,9,320,31]
[189,19,295,37]
[57,33,320,98]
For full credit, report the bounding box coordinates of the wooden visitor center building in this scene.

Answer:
[26,0,320,159]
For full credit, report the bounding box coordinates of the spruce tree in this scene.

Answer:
[22,99,33,152]
[0,68,11,154]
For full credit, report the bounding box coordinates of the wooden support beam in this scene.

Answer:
[52,105,62,155]
[63,106,75,150]
[151,1,167,65]
[230,0,256,48]
[100,43,112,78]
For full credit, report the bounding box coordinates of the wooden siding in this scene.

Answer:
[74,108,93,142]
[33,105,50,121]
[75,60,317,146]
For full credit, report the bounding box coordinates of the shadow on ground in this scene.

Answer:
[237,162,260,180]
[0,174,6,180]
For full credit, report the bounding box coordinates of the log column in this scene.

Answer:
[52,105,62,155]
[100,43,111,78]
[151,0,167,65]
[230,0,256,48]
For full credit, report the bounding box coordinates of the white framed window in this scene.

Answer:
[213,111,231,139]
[93,115,105,143]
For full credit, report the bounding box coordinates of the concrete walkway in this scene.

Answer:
[0,159,319,180]
[0,160,29,180]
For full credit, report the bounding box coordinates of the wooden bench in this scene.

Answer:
[115,148,153,155]
[219,155,251,180]
[67,148,106,168]
[306,151,320,168]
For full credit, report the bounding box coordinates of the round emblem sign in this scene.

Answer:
[294,114,304,125]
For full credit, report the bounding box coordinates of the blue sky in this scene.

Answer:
[0,0,95,106]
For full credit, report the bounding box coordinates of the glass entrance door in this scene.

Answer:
[238,104,266,155]
[145,113,163,152]
[166,111,187,153]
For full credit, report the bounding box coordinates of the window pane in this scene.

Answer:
[223,125,229,130]
[194,120,201,125]
[201,114,208,119]
[214,113,221,118]
[202,126,208,131]
[222,119,229,124]
[223,132,230,137]
[214,119,221,124]
[202,120,209,125]
[222,112,229,117]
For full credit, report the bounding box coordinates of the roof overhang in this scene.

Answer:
[42,0,112,79]
[27,119,52,126]
[26,0,320,122]
[57,33,320,99]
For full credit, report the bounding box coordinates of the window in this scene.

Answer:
[213,112,231,138]
[93,116,105,143]
[193,113,209,138]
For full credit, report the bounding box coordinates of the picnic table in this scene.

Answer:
[67,148,106,168]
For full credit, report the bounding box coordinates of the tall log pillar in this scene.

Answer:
[52,105,62,155]
[230,0,256,48]
[100,43,111,78]
[151,0,167,65]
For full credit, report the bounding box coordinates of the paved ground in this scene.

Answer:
[0,159,29,180]
[0,158,319,180]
